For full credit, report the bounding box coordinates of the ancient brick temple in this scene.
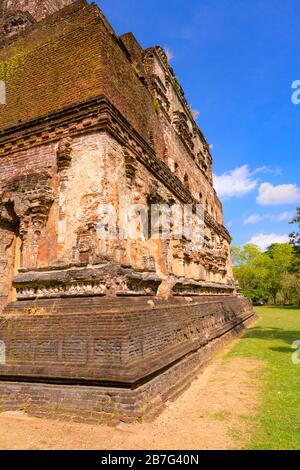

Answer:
[0,0,254,423]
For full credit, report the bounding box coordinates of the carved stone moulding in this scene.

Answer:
[173,280,235,297]
[15,278,162,301]
[124,275,161,297]
[12,263,235,301]
[12,265,162,301]
[16,282,106,300]
[0,173,54,234]
[172,110,194,151]
[148,74,170,115]
[57,137,73,172]
[124,151,138,188]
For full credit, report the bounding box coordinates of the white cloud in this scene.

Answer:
[248,233,290,251]
[257,183,300,206]
[276,211,294,222]
[213,165,258,199]
[244,214,264,225]
[252,166,282,176]
[244,211,294,225]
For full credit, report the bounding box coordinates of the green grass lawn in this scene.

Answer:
[228,306,300,450]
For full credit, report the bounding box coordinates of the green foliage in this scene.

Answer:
[232,244,270,304]
[152,98,161,114]
[282,273,300,305]
[0,49,31,81]
[232,241,299,305]
[264,243,294,304]
[289,207,300,276]
[289,206,300,250]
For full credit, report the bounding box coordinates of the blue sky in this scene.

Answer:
[98,0,300,249]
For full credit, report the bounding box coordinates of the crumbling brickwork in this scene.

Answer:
[0,0,254,423]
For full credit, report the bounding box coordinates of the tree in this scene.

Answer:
[289,207,300,250]
[231,244,270,304]
[281,273,300,305]
[232,242,298,305]
[264,244,294,304]
[289,208,300,275]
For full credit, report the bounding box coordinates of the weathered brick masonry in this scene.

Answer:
[0,0,254,423]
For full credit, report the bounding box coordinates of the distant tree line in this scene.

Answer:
[231,207,300,305]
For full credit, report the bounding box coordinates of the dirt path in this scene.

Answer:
[0,341,264,450]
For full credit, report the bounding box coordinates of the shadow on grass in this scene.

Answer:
[242,327,300,347]
[269,346,296,354]
[257,305,300,311]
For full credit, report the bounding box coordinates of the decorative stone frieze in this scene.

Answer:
[124,151,138,188]
[0,173,54,269]
[57,137,72,172]
[172,111,194,151]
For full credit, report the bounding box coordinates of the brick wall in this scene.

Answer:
[0,307,255,424]
[0,296,253,384]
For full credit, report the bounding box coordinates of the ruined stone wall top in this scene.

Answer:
[0,0,75,22]
[0,0,75,42]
